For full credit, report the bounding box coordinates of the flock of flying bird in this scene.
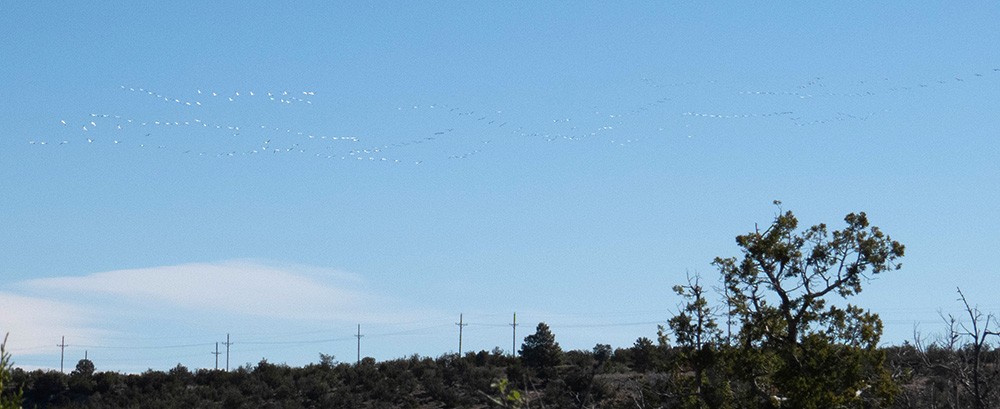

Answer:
[26,66,1000,166]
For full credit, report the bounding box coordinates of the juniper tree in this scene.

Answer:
[715,203,904,408]
[520,323,562,377]
[0,334,23,409]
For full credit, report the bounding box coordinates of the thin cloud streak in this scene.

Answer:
[0,292,106,353]
[22,260,392,321]
[2,261,435,369]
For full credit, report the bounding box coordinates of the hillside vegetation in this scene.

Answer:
[4,207,997,408]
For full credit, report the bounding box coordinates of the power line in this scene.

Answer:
[365,324,452,338]
[550,321,664,329]
[10,311,970,373]
[241,336,354,346]
[466,323,510,328]
[23,319,661,360]
[73,342,215,350]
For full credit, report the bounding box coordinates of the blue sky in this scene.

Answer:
[2,1,999,372]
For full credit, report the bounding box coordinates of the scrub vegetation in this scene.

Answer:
[3,207,997,408]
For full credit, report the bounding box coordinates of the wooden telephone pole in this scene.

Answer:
[510,313,518,357]
[355,324,364,365]
[222,334,233,371]
[211,342,221,370]
[57,336,67,373]
[455,313,468,355]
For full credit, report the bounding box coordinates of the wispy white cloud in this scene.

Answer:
[0,260,440,372]
[21,260,415,323]
[0,292,107,354]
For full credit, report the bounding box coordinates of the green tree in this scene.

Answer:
[629,337,659,373]
[666,274,721,352]
[0,334,24,409]
[71,358,95,378]
[592,344,612,369]
[520,323,562,375]
[69,358,96,397]
[662,272,727,408]
[716,203,904,407]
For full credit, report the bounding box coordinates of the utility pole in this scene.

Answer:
[222,333,233,371]
[212,342,221,370]
[355,324,364,365]
[57,336,67,373]
[455,313,468,356]
[724,284,733,346]
[510,313,518,357]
